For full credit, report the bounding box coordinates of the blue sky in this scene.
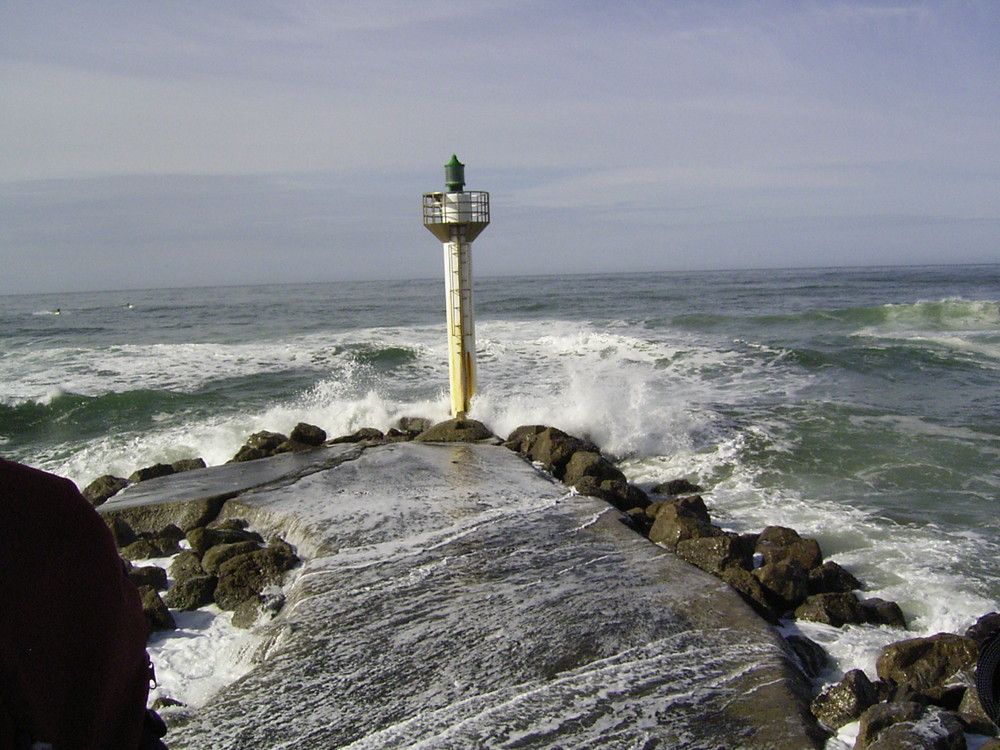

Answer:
[1,1,998,293]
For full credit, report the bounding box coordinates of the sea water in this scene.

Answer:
[2,264,998,728]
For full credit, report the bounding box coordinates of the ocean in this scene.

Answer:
[2,264,999,736]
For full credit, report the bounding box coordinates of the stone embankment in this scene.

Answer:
[88,418,999,749]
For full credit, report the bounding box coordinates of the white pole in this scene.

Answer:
[443,226,476,418]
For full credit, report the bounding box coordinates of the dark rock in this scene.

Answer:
[330,427,385,444]
[648,497,719,549]
[503,424,547,454]
[524,427,597,479]
[82,475,129,506]
[272,439,313,454]
[856,702,925,749]
[598,480,650,512]
[138,586,175,632]
[229,445,268,463]
[290,422,326,446]
[563,451,626,486]
[414,419,493,443]
[860,705,966,750]
[861,598,907,628]
[922,685,968,712]
[397,416,432,435]
[170,458,206,473]
[810,669,878,729]
[120,539,165,561]
[754,558,810,612]
[209,518,249,531]
[128,565,168,591]
[808,561,862,595]
[794,592,869,627]
[186,526,264,557]
[785,634,829,679]
[229,431,288,462]
[202,541,263,575]
[106,516,138,548]
[231,590,286,629]
[676,534,752,577]
[170,550,204,583]
[157,524,185,541]
[876,633,979,692]
[151,697,186,711]
[755,526,823,570]
[650,478,704,496]
[163,575,218,611]
[957,683,998,735]
[966,612,1000,647]
[128,463,176,483]
[214,546,299,611]
[718,565,780,624]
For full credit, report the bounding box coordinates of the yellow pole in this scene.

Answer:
[444,226,476,418]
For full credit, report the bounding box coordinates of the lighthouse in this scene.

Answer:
[422,155,490,419]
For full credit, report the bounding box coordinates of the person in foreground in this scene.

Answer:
[0,458,167,749]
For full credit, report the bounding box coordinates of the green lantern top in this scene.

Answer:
[444,155,465,192]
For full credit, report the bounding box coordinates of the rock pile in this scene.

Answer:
[811,614,1000,747]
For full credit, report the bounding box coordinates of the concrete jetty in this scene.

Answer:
[101,441,823,749]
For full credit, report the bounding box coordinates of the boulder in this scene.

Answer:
[138,586,175,633]
[861,598,907,628]
[503,424,547,454]
[214,545,299,611]
[966,612,1000,646]
[120,537,175,561]
[170,550,204,583]
[855,702,925,749]
[794,592,869,627]
[876,633,979,692]
[856,703,965,750]
[647,497,718,549]
[957,683,998,735]
[229,431,288,462]
[330,427,385,444]
[397,417,432,436]
[755,526,823,570]
[598,480,649,512]
[128,463,176,483]
[754,558,810,613]
[127,565,168,591]
[525,427,597,479]
[202,541,263,575]
[289,422,326,446]
[717,565,780,624]
[82,474,128,506]
[675,534,752,577]
[170,458,206,473]
[186,526,264,557]
[163,575,218,611]
[562,451,626,486]
[231,590,286,630]
[414,419,493,443]
[785,634,829,679]
[106,516,138,548]
[650,478,704,496]
[808,561,862,595]
[810,669,878,729]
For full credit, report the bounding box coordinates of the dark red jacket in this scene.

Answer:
[0,459,150,749]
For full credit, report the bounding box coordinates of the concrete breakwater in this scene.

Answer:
[97,421,825,749]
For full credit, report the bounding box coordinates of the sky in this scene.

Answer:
[1,0,998,294]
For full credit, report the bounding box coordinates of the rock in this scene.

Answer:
[859,705,966,750]
[876,633,979,692]
[128,463,176,483]
[650,478,704,496]
[170,458,206,473]
[231,590,286,629]
[397,417,432,436]
[755,526,823,570]
[138,586,175,632]
[128,565,168,591]
[562,451,626,486]
[675,534,752,577]
[861,598,907,628]
[597,480,650,512]
[119,539,165,561]
[808,560,862,595]
[957,683,998,734]
[524,427,597,479]
[966,612,1000,646]
[330,427,385,444]
[214,545,299,611]
[201,541,263,575]
[186,526,264,557]
[106,516,138,548]
[229,431,288,462]
[289,422,326,446]
[753,558,811,612]
[648,497,718,549]
[229,445,268,463]
[273,439,314,454]
[810,669,878,729]
[170,550,204,583]
[163,575,218,611]
[82,474,129,506]
[717,566,780,624]
[414,419,493,443]
[856,702,925,749]
[977,740,1000,750]
[786,634,829,679]
[503,424,547,454]
[794,592,869,627]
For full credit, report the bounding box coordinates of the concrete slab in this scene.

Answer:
[109,442,823,748]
